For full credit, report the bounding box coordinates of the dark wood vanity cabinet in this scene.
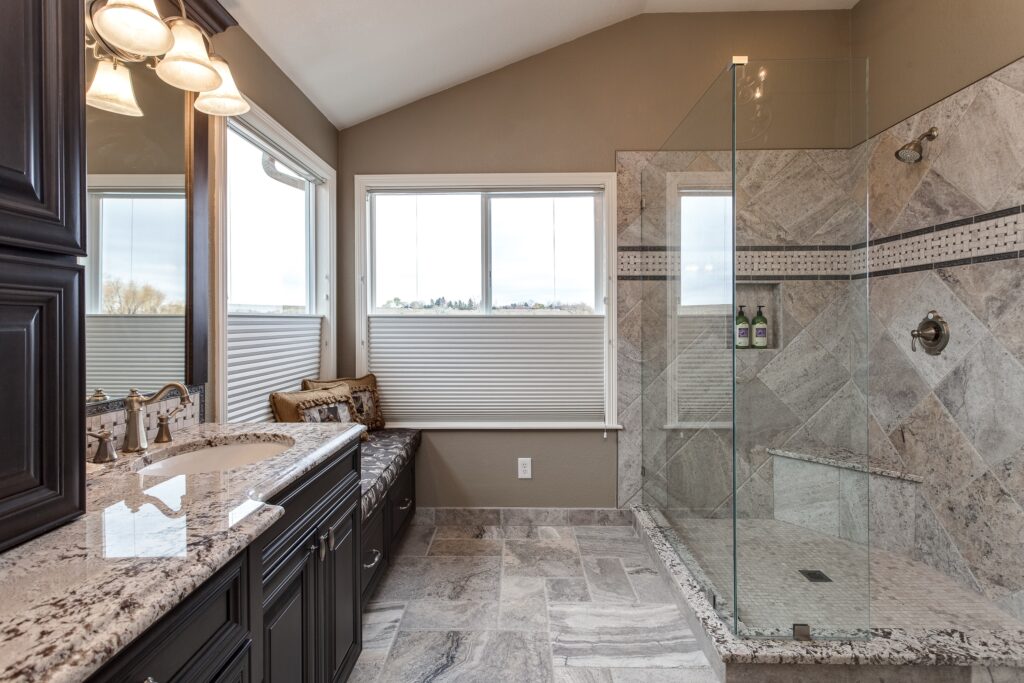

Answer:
[87,440,363,683]
[0,0,86,255]
[88,554,252,683]
[0,0,86,554]
[253,440,362,683]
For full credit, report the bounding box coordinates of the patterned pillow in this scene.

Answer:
[295,390,369,441]
[270,384,352,423]
[302,374,385,430]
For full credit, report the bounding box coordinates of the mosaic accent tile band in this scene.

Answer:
[617,204,1023,280]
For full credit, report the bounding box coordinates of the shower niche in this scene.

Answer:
[734,281,781,351]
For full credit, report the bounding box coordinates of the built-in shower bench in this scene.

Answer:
[767,446,922,553]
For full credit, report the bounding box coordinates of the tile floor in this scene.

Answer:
[350,518,717,682]
[671,517,1024,637]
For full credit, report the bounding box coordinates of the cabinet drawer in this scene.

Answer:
[88,554,249,683]
[360,505,386,597]
[388,463,415,539]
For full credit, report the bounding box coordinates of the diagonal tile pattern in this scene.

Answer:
[352,519,715,682]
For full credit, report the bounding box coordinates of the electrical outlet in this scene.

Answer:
[517,457,532,479]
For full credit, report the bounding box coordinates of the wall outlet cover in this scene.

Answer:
[518,457,532,479]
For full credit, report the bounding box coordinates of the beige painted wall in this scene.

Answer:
[336,11,851,507]
[852,0,1024,136]
[337,11,852,376]
[212,26,337,168]
[416,430,618,508]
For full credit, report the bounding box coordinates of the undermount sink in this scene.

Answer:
[137,437,294,476]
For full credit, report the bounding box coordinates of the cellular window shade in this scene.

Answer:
[368,315,605,424]
[86,315,185,397]
[226,314,323,423]
[674,312,732,426]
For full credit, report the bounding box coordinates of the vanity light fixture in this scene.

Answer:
[85,58,144,117]
[92,0,174,56]
[85,0,245,116]
[194,55,250,115]
[154,17,222,92]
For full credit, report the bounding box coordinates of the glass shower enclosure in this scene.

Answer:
[639,57,870,639]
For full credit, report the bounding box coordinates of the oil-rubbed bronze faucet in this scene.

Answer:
[122,382,192,453]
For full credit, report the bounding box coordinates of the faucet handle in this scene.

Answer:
[87,429,119,463]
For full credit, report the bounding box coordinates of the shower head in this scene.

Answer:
[895,127,939,163]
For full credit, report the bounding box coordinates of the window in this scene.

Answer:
[672,186,733,429]
[222,117,334,423]
[226,125,315,314]
[371,190,603,314]
[358,174,616,428]
[86,189,186,314]
[679,192,733,310]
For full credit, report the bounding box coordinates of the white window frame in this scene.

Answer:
[210,99,337,421]
[354,173,618,430]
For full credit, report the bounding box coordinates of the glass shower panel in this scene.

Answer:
[639,66,738,630]
[732,58,870,639]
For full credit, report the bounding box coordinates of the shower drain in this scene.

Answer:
[799,569,833,583]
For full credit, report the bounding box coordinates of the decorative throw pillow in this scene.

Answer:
[270,384,352,423]
[302,374,385,430]
[294,391,369,441]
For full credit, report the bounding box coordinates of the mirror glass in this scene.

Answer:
[83,57,186,403]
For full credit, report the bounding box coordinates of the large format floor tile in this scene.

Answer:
[375,556,501,601]
[548,603,709,669]
[377,630,554,683]
[351,520,717,682]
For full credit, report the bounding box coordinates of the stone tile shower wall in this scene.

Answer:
[616,147,870,523]
[616,55,1024,620]
[863,58,1024,618]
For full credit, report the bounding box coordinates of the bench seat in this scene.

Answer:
[360,428,420,520]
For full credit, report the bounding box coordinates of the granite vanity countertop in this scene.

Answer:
[0,422,364,683]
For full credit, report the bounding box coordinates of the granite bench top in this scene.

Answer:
[0,422,364,683]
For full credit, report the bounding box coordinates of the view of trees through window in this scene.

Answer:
[372,191,600,314]
[94,193,187,314]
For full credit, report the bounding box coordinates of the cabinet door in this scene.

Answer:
[323,493,361,682]
[0,254,83,552]
[0,0,85,254]
[263,538,318,683]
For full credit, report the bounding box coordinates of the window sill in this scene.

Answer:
[386,422,623,431]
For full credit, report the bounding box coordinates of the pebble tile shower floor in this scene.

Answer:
[349,518,717,682]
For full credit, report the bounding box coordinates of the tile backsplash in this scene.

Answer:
[85,384,204,462]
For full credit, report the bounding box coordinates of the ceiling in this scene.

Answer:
[220,0,857,129]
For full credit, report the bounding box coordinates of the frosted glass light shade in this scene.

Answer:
[93,0,173,56]
[195,57,250,116]
[86,60,143,117]
[155,18,222,92]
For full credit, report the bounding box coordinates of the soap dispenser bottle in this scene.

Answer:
[752,305,769,348]
[735,305,750,349]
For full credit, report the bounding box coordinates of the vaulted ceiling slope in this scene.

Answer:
[221,0,856,129]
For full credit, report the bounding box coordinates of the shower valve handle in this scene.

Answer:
[910,311,949,355]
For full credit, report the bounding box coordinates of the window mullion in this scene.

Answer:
[481,193,491,314]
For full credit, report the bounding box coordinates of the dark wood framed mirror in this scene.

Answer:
[82,0,236,406]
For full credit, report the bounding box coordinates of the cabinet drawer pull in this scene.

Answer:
[397,497,413,511]
[363,548,382,570]
[143,678,158,683]
[319,532,329,562]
